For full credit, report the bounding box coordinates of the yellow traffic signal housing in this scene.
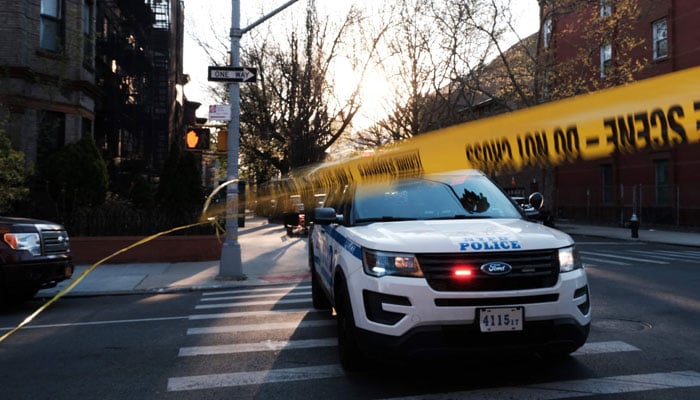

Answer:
[185,128,210,150]
[217,130,228,152]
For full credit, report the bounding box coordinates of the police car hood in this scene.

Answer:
[346,218,573,253]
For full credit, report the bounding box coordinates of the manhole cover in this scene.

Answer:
[593,318,652,331]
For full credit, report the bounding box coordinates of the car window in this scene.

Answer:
[353,175,521,223]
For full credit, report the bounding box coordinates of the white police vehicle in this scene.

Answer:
[308,169,590,370]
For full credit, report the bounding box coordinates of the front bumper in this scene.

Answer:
[1,260,74,290]
[345,268,591,356]
[357,318,590,360]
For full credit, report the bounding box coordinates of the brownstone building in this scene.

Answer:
[0,0,194,195]
[534,0,700,228]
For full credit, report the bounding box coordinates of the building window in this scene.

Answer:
[37,111,65,161]
[652,18,668,60]
[82,117,93,138]
[83,1,94,62]
[40,0,62,52]
[654,160,670,205]
[600,43,612,78]
[601,164,614,204]
[600,0,612,18]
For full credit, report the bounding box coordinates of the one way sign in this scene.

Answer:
[207,66,257,82]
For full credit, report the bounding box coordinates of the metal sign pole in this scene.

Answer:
[218,0,299,280]
[218,0,244,280]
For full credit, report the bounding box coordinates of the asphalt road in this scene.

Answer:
[1,236,699,399]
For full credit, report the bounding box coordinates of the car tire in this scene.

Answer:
[335,280,365,371]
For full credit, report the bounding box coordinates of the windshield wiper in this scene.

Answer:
[431,214,492,220]
[356,216,418,223]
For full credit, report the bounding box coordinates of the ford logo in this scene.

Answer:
[480,262,512,276]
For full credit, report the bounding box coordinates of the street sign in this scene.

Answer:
[208,66,257,82]
[208,104,231,121]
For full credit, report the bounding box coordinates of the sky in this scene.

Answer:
[182,0,541,119]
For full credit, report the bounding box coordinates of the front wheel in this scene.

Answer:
[335,281,365,371]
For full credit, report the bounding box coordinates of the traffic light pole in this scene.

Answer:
[218,0,299,280]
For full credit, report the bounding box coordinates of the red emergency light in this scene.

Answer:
[453,267,474,279]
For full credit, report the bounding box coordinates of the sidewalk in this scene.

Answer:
[38,216,311,298]
[556,222,700,247]
[38,217,700,298]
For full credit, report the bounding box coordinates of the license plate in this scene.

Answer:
[479,307,523,332]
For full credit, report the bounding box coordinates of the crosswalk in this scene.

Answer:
[166,283,700,398]
[578,244,700,266]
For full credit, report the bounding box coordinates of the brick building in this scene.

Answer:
[519,0,700,228]
[0,0,96,165]
[0,0,194,194]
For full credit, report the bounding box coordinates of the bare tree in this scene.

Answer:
[541,0,650,100]
[186,1,389,183]
[352,0,529,149]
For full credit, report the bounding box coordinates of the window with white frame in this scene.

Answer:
[653,18,668,60]
[543,17,552,48]
[40,0,62,51]
[600,0,612,18]
[600,43,612,77]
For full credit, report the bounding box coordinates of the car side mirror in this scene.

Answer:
[528,192,544,210]
[312,207,341,225]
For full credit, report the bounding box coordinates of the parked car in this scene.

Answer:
[308,170,590,370]
[0,216,73,303]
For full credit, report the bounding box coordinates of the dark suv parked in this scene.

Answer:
[1,217,73,303]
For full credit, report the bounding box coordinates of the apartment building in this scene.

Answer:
[533,0,700,227]
[0,0,191,188]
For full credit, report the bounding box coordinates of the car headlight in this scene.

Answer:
[363,249,423,278]
[559,246,583,272]
[3,233,42,256]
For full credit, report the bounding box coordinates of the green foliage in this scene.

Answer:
[40,136,109,214]
[0,128,29,213]
[156,143,205,218]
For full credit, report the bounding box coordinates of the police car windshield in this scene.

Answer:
[353,176,521,223]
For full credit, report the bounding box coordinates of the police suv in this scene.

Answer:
[308,169,590,370]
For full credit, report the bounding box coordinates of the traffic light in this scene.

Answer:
[185,128,210,150]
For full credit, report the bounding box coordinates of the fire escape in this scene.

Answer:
[146,0,172,172]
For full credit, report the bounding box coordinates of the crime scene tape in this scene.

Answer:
[303,65,700,189]
[0,192,231,344]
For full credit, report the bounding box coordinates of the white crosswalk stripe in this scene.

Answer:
[179,338,336,356]
[581,247,700,266]
[627,249,700,262]
[200,290,311,302]
[188,308,320,320]
[187,319,334,335]
[580,250,669,264]
[195,298,311,309]
[201,285,311,297]
[166,284,700,397]
[168,364,346,392]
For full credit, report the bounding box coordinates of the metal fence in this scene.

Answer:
[554,184,700,229]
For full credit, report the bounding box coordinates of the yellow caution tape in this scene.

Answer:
[305,66,700,187]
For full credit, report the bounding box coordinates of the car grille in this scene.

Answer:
[41,229,70,255]
[417,249,559,292]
